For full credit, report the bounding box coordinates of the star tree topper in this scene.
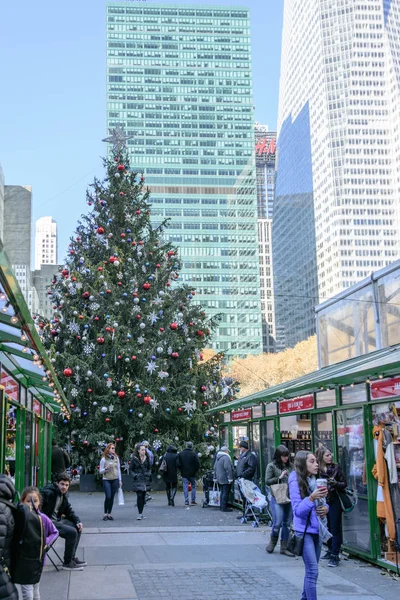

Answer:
[102,124,135,154]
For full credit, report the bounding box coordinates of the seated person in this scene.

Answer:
[40,472,86,571]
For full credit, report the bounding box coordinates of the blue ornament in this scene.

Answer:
[151,356,156,360]
[188,294,193,299]
[100,291,104,296]
[148,276,153,281]
[205,432,209,437]
[160,387,166,393]
[142,298,146,302]
[63,419,68,424]
[127,238,132,243]
[84,325,89,329]
[108,219,113,223]
[166,407,170,412]
[79,258,84,264]
[145,262,149,266]
[129,408,133,413]
[123,293,127,297]
[127,334,131,339]
[158,310,163,316]
[103,373,109,378]
[144,390,148,394]
[126,229,131,233]
[101,353,106,358]
[213,381,217,385]
[83,411,87,416]
[106,315,110,319]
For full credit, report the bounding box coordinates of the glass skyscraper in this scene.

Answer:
[274,0,400,350]
[106,3,262,356]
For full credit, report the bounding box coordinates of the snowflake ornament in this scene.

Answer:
[149,398,159,412]
[117,272,123,280]
[146,361,158,374]
[148,312,158,325]
[121,461,130,474]
[70,388,79,398]
[67,322,80,335]
[89,302,100,312]
[137,336,145,344]
[83,343,95,356]
[108,404,114,413]
[106,379,113,388]
[74,373,82,385]
[153,440,162,452]
[183,400,195,414]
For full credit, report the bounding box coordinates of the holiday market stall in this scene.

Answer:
[0,241,69,491]
[208,344,400,572]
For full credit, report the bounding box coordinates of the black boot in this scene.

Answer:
[171,487,177,507]
[166,488,172,506]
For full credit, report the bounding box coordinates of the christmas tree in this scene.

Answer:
[38,127,238,474]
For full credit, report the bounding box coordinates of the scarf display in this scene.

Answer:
[308,476,332,543]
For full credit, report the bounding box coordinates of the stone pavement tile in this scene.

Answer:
[40,569,70,600]
[80,532,166,547]
[158,531,266,545]
[141,543,265,564]
[68,566,137,600]
[130,561,234,571]
[84,545,150,565]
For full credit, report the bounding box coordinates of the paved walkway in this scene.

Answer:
[40,491,400,600]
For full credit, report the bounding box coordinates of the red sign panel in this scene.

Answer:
[231,409,251,421]
[33,399,41,416]
[279,395,314,414]
[255,137,276,156]
[46,410,52,422]
[1,370,19,402]
[370,376,400,399]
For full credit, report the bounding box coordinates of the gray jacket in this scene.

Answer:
[265,461,292,486]
[214,451,234,485]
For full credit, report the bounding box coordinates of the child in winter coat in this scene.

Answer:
[19,486,59,600]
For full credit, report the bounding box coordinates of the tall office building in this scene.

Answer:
[273,0,400,350]
[35,216,57,270]
[106,3,262,356]
[0,165,4,243]
[33,264,62,320]
[254,124,276,353]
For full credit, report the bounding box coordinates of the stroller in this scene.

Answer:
[202,470,219,507]
[237,477,271,527]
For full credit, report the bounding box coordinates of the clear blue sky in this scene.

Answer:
[0,0,283,262]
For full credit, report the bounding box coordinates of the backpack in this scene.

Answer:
[0,499,45,585]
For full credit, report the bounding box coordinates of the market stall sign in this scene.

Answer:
[33,399,41,415]
[370,376,400,399]
[231,409,251,421]
[279,395,314,414]
[1,369,19,402]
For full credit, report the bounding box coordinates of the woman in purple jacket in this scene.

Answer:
[288,451,329,600]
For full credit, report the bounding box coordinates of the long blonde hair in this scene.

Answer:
[103,442,117,459]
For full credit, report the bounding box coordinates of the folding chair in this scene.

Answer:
[46,535,62,571]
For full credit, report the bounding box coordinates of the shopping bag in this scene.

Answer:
[158,457,168,474]
[208,483,220,507]
[118,488,125,506]
[337,488,357,513]
[270,483,290,505]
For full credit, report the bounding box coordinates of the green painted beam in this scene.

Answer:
[0,344,34,362]
[0,331,31,348]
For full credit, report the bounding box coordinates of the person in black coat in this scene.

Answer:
[51,439,71,480]
[40,472,85,570]
[162,445,178,506]
[176,442,200,506]
[129,443,152,520]
[0,475,18,600]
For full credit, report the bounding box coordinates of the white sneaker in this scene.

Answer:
[137,514,143,520]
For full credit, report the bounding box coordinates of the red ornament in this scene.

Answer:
[109,256,116,263]
[39,322,44,328]
[143,283,151,290]
[61,269,69,278]
[83,440,88,446]
[135,210,141,215]
[106,289,111,294]
[70,250,75,255]
[117,390,126,399]
[156,264,161,268]
[166,282,171,287]
[201,385,207,392]
[196,330,204,337]
[132,241,137,247]
[78,315,84,320]
[138,240,143,245]
[167,251,175,257]
[97,227,105,235]
[119,192,125,197]
[189,322,194,326]
[105,417,111,422]
[178,407,183,413]
[117,164,125,171]
[143,395,152,404]
[136,314,141,320]
[51,329,58,337]
[97,337,105,345]
[63,368,73,377]
[137,393,142,398]
[82,292,90,299]
[199,353,204,361]
[133,292,138,297]
[153,428,159,433]
[117,281,122,286]
[131,355,137,361]
[70,404,75,409]
[159,327,165,333]
[117,355,122,360]
[170,322,178,331]
[72,276,77,281]
[94,316,99,321]
[171,352,179,359]
[87,389,93,393]
[120,233,126,238]
[202,401,208,407]
[98,267,103,272]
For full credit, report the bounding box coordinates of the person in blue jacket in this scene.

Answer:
[288,451,329,600]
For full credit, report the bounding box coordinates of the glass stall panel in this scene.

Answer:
[378,271,400,347]
[232,425,248,459]
[312,412,333,452]
[336,408,370,554]
[5,403,17,483]
[280,414,311,458]
[260,420,275,486]
[24,411,33,487]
